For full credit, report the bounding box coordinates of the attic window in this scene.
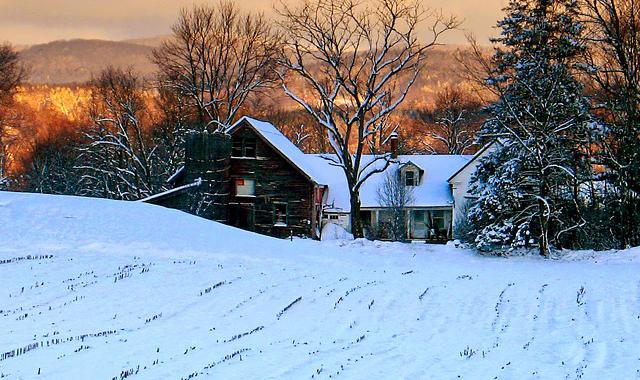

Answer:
[405,171,418,186]
[245,138,256,157]
[232,138,257,158]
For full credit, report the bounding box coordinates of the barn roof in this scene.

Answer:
[228,117,327,186]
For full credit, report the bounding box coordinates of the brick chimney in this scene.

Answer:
[389,131,399,158]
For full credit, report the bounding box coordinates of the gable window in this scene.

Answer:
[232,138,257,158]
[244,138,256,157]
[235,178,255,196]
[232,139,242,157]
[273,203,288,226]
[405,171,417,186]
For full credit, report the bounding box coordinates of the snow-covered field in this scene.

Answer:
[1,192,640,379]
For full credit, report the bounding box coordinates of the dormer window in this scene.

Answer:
[232,137,257,158]
[400,162,422,187]
[405,171,418,186]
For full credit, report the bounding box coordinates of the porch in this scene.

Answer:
[361,208,453,243]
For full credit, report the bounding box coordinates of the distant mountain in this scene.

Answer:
[19,39,157,85]
[18,37,484,99]
[121,35,170,48]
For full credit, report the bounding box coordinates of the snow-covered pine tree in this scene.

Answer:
[469,0,593,256]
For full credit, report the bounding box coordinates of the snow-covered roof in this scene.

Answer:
[167,166,185,185]
[228,116,472,212]
[229,117,327,185]
[447,140,498,183]
[399,160,424,172]
[150,116,472,212]
[305,154,472,212]
[139,178,202,203]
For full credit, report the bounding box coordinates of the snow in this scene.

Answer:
[2,191,640,379]
[321,223,354,241]
[167,166,185,185]
[139,178,202,203]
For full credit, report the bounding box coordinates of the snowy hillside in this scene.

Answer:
[1,192,640,379]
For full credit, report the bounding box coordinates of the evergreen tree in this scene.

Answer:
[469,0,593,256]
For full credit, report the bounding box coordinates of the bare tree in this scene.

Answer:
[292,124,311,148]
[0,43,26,110]
[580,0,640,247]
[264,108,329,153]
[455,36,499,105]
[76,67,160,200]
[376,167,414,241]
[152,87,193,181]
[22,127,80,195]
[0,43,27,188]
[153,1,281,132]
[416,85,483,154]
[367,99,400,154]
[277,0,459,237]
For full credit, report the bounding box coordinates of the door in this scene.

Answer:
[229,204,255,231]
[411,210,427,239]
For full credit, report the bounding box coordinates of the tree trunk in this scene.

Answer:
[350,193,364,238]
[538,199,550,257]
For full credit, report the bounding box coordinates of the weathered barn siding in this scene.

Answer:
[229,125,314,238]
[184,132,231,223]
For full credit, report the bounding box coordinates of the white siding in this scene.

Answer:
[449,143,497,230]
[323,213,350,231]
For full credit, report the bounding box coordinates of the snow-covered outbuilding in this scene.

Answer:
[144,117,485,241]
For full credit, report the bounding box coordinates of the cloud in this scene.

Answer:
[0,0,504,45]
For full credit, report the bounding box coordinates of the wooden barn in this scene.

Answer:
[143,117,327,239]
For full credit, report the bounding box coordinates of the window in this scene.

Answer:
[431,210,446,229]
[235,178,255,196]
[232,139,243,157]
[411,210,427,239]
[405,171,417,186]
[329,215,339,220]
[244,138,256,157]
[360,210,372,226]
[232,138,257,158]
[428,210,447,238]
[273,203,288,226]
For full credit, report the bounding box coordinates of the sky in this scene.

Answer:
[0,0,506,46]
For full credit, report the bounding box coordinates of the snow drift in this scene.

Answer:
[1,191,639,379]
